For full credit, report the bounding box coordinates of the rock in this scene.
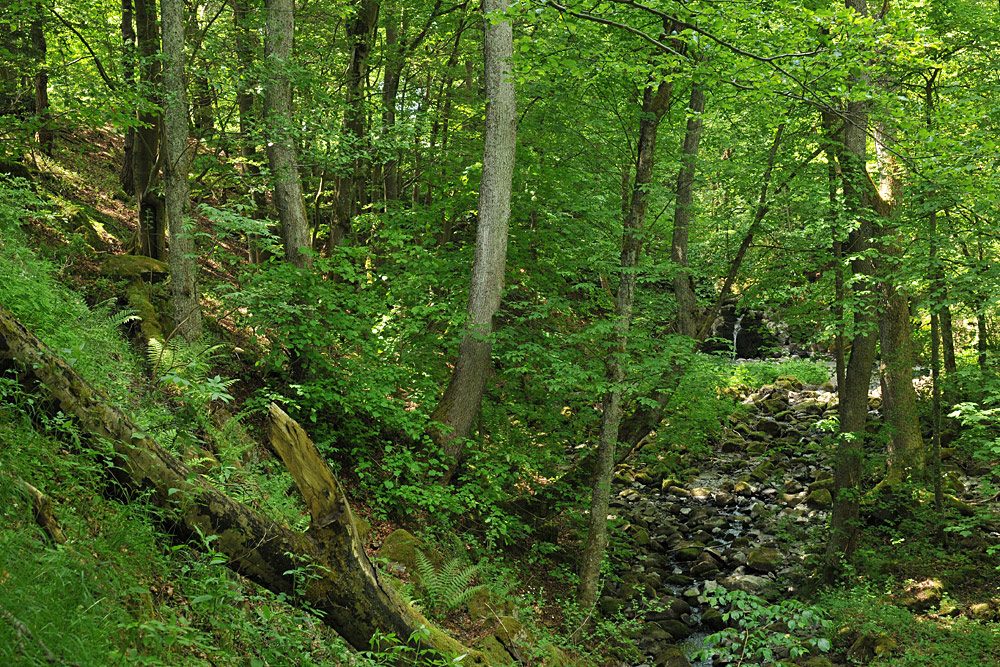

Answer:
[897,578,944,612]
[376,529,425,573]
[652,645,691,667]
[796,398,826,415]
[634,526,651,546]
[657,619,694,640]
[544,644,575,666]
[747,547,783,573]
[733,481,753,497]
[674,542,704,561]
[758,419,782,437]
[968,602,995,620]
[808,478,834,493]
[665,485,691,498]
[468,588,513,622]
[634,470,655,486]
[849,632,897,663]
[776,375,803,390]
[691,487,712,500]
[101,254,169,278]
[806,488,833,509]
[718,574,774,596]
[701,607,726,631]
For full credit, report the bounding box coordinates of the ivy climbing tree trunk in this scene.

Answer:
[264,0,311,268]
[578,76,672,611]
[427,0,515,486]
[161,0,202,341]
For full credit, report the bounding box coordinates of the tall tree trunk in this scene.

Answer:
[427,0,515,486]
[578,76,672,611]
[133,0,167,260]
[380,2,401,205]
[824,0,879,578]
[263,0,311,268]
[874,123,924,483]
[232,0,267,260]
[0,307,484,664]
[333,0,379,246]
[671,80,704,338]
[30,5,52,155]
[941,302,956,374]
[161,0,203,342]
[929,209,944,538]
[120,0,137,194]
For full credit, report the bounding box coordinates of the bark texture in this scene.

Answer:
[161,0,203,341]
[264,0,311,268]
[120,0,136,194]
[0,305,484,664]
[427,0,515,486]
[578,77,672,610]
[30,7,52,155]
[671,80,705,338]
[133,0,166,260]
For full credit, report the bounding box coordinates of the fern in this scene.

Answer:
[147,338,236,406]
[413,549,486,613]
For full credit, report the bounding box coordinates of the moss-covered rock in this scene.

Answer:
[102,254,169,278]
[806,488,833,509]
[897,578,944,612]
[376,528,425,573]
[652,645,691,666]
[475,634,515,666]
[747,547,783,573]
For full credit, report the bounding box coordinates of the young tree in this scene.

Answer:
[161,0,202,341]
[578,74,672,610]
[264,0,311,268]
[133,0,166,260]
[427,0,516,486]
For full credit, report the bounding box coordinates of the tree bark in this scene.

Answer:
[578,77,672,611]
[0,305,484,665]
[30,5,52,155]
[671,80,705,338]
[874,123,924,483]
[161,0,203,341]
[427,0,515,486]
[333,0,379,246]
[120,0,137,194]
[133,0,167,260]
[263,0,311,268]
[824,0,879,578]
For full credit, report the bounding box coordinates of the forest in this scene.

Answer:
[1,0,999,664]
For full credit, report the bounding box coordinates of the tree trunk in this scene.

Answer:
[30,6,52,155]
[874,123,924,483]
[161,0,203,341]
[0,305,485,665]
[824,1,878,578]
[263,0,311,268]
[380,2,401,204]
[929,210,944,538]
[333,0,379,246]
[941,302,956,374]
[133,0,166,261]
[427,0,515,486]
[120,0,136,194]
[578,77,672,611]
[671,80,704,338]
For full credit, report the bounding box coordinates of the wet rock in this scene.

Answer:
[718,573,774,596]
[701,607,726,631]
[733,481,753,497]
[691,487,712,500]
[657,619,694,640]
[674,541,704,561]
[747,547,783,573]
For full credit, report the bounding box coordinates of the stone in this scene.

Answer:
[666,485,691,498]
[658,619,693,640]
[674,541,704,561]
[806,488,833,509]
[758,419,782,437]
[718,573,774,596]
[701,607,726,631]
[634,526,651,546]
[101,254,169,278]
[968,602,995,620]
[747,547,783,573]
[652,645,691,667]
[733,481,753,497]
[691,487,712,500]
[376,529,425,573]
[897,578,944,612]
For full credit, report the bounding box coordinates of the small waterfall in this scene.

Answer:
[731,314,744,360]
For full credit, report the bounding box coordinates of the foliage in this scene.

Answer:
[697,588,832,665]
[413,549,486,614]
[727,358,834,389]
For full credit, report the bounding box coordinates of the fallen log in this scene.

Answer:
[3,473,66,545]
[0,304,483,664]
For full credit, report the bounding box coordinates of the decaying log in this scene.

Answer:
[0,304,484,664]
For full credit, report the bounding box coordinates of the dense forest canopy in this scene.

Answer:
[2,0,1000,664]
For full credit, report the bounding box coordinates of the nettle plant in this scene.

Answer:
[697,589,832,665]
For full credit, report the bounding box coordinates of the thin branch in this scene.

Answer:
[47,5,117,91]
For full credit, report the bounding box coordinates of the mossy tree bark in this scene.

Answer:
[0,304,484,665]
[161,0,203,342]
[578,75,672,610]
[427,0,516,486]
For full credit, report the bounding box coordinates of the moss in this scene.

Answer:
[101,254,169,278]
[377,528,425,573]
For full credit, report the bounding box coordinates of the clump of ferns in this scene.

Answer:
[413,549,486,615]
[147,337,236,410]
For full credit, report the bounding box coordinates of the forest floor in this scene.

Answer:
[3,132,1000,666]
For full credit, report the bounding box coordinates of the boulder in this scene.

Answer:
[747,547,783,573]
[656,619,693,640]
[897,578,944,612]
[101,254,169,278]
[718,574,774,596]
[652,645,691,667]
[806,488,833,509]
[701,607,726,631]
[376,529,425,573]
[968,602,995,620]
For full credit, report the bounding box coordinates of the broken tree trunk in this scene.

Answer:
[0,304,483,664]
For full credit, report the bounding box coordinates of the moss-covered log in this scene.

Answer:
[0,304,484,664]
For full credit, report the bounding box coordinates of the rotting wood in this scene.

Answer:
[3,472,66,544]
[0,303,485,664]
